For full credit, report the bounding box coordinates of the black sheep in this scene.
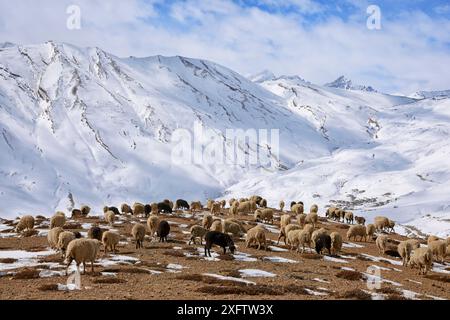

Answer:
[73,231,82,239]
[290,201,297,209]
[157,220,170,242]
[315,234,332,255]
[107,206,120,216]
[88,226,103,241]
[175,199,190,210]
[157,202,173,213]
[204,231,236,257]
[144,204,151,217]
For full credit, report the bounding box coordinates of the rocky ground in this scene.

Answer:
[0,208,448,300]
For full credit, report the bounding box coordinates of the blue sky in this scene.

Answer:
[0,0,449,94]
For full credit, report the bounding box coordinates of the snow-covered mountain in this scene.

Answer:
[409,90,450,100]
[0,42,449,237]
[325,75,376,92]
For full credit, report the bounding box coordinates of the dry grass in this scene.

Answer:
[177,274,248,287]
[337,224,350,229]
[335,270,364,281]
[12,268,40,279]
[217,254,235,261]
[356,255,373,262]
[424,274,450,283]
[385,294,409,300]
[21,229,39,237]
[0,258,17,264]
[38,254,63,263]
[93,277,127,284]
[163,250,185,257]
[196,285,282,296]
[338,289,372,300]
[375,286,398,294]
[300,253,322,260]
[38,284,59,291]
[63,223,82,230]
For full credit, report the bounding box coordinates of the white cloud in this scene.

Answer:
[0,0,449,93]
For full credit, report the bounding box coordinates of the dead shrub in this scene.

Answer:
[337,224,350,229]
[0,258,17,264]
[93,277,127,284]
[424,274,450,283]
[163,250,185,257]
[21,229,39,237]
[217,254,235,261]
[335,270,364,281]
[196,285,282,296]
[38,284,59,291]
[63,223,82,230]
[38,254,62,263]
[300,253,322,260]
[338,289,372,300]
[12,268,40,279]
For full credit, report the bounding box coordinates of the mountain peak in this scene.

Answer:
[325,75,376,92]
[248,70,276,83]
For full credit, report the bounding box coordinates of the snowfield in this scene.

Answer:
[0,42,449,238]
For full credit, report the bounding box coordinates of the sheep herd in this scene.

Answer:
[13,196,449,279]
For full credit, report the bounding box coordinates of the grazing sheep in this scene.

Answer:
[291,203,304,215]
[229,203,239,216]
[132,202,145,216]
[254,208,274,224]
[210,220,222,232]
[325,207,337,219]
[297,213,307,227]
[387,219,395,233]
[346,225,367,242]
[376,235,389,254]
[222,220,244,237]
[162,199,174,209]
[15,215,35,233]
[50,213,66,229]
[211,202,222,215]
[156,220,170,242]
[344,211,354,224]
[303,224,314,235]
[104,210,115,226]
[245,225,267,250]
[279,200,285,212]
[355,216,366,225]
[287,229,302,250]
[330,232,343,255]
[65,238,101,275]
[335,209,345,222]
[204,231,236,257]
[224,218,246,234]
[57,231,76,258]
[132,223,146,249]
[280,214,291,230]
[405,239,421,249]
[220,200,226,208]
[157,202,173,214]
[103,206,120,216]
[189,225,208,245]
[366,224,376,241]
[228,198,236,207]
[374,216,389,232]
[290,201,297,209]
[71,209,82,219]
[259,199,267,208]
[310,204,318,214]
[190,201,203,212]
[151,203,158,215]
[121,203,133,214]
[249,200,257,212]
[80,205,90,216]
[88,226,103,241]
[297,230,312,253]
[397,241,413,266]
[250,195,263,205]
[428,240,447,263]
[102,231,120,255]
[311,228,328,247]
[305,212,318,229]
[174,199,190,210]
[237,201,251,215]
[207,199,214,210]
[202,214,213,229]
[408,247,433,275]
[315,234,332,255]
[147,215,159,239]
[48,227,64,249]
[427,235,440,245]
[277,224,301,245]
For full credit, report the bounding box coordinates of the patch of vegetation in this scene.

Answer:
[335,270,364,281]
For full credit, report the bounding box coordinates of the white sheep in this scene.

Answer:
[147,215,159,239]
[65,238,101,275]
[254,208,274,224]
[330,232,343,255]
[279,200,285,212]
[132,202,145,216]
[303,224,314,235]
[280,214,291,230]
[344,211,354,224]
[210,202,222,215]
[121,203,133,214]
[287,229,302,250]
[374,216,389,232]
[229,203,239,216]
[228,198,236,207]
[15,215,35,233]
[408,247,433,275]
[297,213,307,227]
[427,235,440,245]
[375,235,388,254]
[210,220,222,232]
[291,203,304,215]
[102,231,120,254]
[405,239,421,249]
[222,220,244,237]
[104,210,115,226]
[189,225,208,245]
[190,201,203,213]
[397,240,413,266]
[277,223,301,245]
[237,201,251,215]
[428,240,447,263]
[132,223,146,249]
[310,204,318,214]
[80,205,91,216]
[366,224,376,241]
[305,212,318,229]
[50,212,66,229]
[387,219,395,233]
[48,227,65,249]
[245,225,267,250]
[297,229,312,253]
[346,224,367,242]
[57,231,76,258]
